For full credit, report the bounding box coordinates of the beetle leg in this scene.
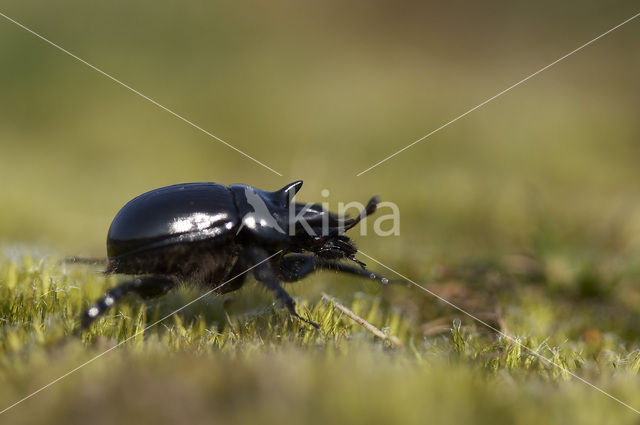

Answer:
[247,249,320,329]
[278,254,315,282]
[211,258,249,294]
[80,276,176,331]
[279,253,392,284]
[315,258,393,284]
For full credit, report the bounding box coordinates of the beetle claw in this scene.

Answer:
[296,314,320,329]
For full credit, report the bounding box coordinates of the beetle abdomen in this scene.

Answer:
[107,183,238,259]
[105,238,240,285]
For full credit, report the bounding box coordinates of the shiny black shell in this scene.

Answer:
[107,183,239,258]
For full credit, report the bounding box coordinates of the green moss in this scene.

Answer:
[1,254,640,424]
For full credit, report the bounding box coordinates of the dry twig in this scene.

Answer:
[321,293,404,348]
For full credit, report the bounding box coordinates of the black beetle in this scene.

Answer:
[79,180,387,330]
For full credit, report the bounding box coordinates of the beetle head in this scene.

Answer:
[289,194,379,267]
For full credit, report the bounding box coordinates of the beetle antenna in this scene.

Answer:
[61,256,107,265]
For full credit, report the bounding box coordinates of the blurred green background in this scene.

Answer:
[1,1,638,259]
[1,1,640,424]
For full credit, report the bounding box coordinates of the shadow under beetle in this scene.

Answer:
[77,180,388,330]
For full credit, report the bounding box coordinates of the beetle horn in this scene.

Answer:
[340,195,380,232]
[274,180,303,204]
